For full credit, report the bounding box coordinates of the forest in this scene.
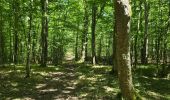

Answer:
[0,0,170,99]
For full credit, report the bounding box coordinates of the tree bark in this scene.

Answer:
[40,0,48,67]
[141,0,149,64]
[75,21,79,61]
[25,0,33,78]
[91,1,97,65]
[98,36,102,61]
[115,0,135,99]
[0,9,4,65]
[13,0,20,64]
[134,1,142,68]
[80,0,89,63]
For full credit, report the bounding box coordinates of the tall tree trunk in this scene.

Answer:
[32,29,36,63]
[13,0,20,65]
[115,0,135,99]
[25,0,33,78]
[106,33,112,64]
[9,21,13,63]
[156,0,163,69]
[40,0,48,67]
[0,9,4,65]
[161,1,170,76]
[98,36,102,61]
[134,1,142,68]
[111,24,117,74]
[80,0,89,63]
[75,21,79,61]
[91,1,97,65]
[141,0,149,64]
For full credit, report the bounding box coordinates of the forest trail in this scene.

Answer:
[37,62,79,99]
[0,62,170,99]
[0,61,117,100]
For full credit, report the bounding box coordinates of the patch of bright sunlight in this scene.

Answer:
[40,72,48,76]
[76,72,82,75]
[40,88,58,92]
[86,77,97,82]
[67,73,75,76]
[89,86,95,90]
[52,72,64,75]
[152,77,159,80]
[79,75,86,79]
[72,80,79,85]
[54,96,78,100]
[36,84,47,89]
[48,65,56,67]
[52,77,60,81]
[62,90,71,94]
[55,67,60,71]
[13,97,34,100]
[16,70,22,72]
[103,86,114,92]
[94,74,103,78]
[80,93,88,97]
[92,65,107,68]
[16,65,24,68]
[66,86,75,90]
[11,82,18,87]
[12,88,19,92]
[135,82,140,87]
[4,70,13,73]
[141,76,149,79]
[147,91,164,98]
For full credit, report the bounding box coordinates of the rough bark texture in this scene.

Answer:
[115,0,135,99]
[40,0,48,67]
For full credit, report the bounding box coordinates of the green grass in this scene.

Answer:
[0,63,169,100]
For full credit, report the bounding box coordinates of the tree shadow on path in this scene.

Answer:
[0,62,118,100]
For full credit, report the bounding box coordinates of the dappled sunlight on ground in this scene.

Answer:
[0,63,118,99]
[0,63,169,99]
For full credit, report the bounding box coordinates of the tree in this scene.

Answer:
[25,0,33,78]
[40,0,48,67]
[91,1,97,65]
[141,0,149,64]
[134,0,142,68]
[80,0,89,63]
[0,7,4,65]
[13,0,20,64]
[115,0,135,99]
[75,21,79,61]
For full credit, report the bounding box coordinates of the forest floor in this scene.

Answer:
[0,62,170,100]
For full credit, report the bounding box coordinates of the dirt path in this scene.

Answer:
[0,62,117,100]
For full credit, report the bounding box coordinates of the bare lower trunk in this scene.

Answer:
[80,0,89,63]
[115,0,135,99]
[141,0,149,64]
[26,0,33,78]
